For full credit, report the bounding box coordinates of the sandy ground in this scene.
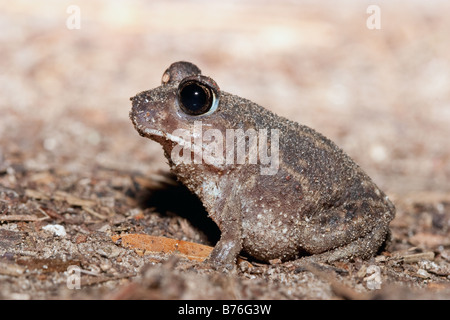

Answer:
[0,0,449,299]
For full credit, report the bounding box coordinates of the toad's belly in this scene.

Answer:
[241,213,304,262]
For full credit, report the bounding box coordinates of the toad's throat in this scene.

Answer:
[139,126,224,170]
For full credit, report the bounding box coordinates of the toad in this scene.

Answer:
[129,61,395,269]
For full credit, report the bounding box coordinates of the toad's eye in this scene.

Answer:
[177,78,219,116]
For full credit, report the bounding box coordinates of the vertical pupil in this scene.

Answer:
[180,83,207,111]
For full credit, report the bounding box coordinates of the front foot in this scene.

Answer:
[204,239,242,272]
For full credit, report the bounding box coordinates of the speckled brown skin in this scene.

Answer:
[130,61,395,270]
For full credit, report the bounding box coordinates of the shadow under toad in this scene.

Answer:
[129,171,221,246]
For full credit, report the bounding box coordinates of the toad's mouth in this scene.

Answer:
[130,112,222,169]
[129,110,184,144]
[135,123,192,148]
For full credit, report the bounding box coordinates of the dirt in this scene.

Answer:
[1,1,449,300]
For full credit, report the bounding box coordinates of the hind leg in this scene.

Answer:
[288,224,389,268]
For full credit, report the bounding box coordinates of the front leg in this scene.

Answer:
[205,189,242,270]
[207,220,242,270]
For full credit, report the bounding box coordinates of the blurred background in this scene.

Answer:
[1,0,449,196]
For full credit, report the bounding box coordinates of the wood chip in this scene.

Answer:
[111,233,251,266]
[111,234,213,262]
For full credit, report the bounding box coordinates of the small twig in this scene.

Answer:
[0,262,25,276]
[394,252,435,264]
[81,272,136,286]
[83,206,108,220]
[35,206,52,221]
